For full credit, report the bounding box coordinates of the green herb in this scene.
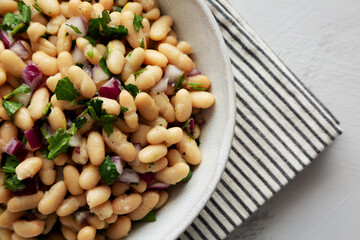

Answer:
[99,155,120,185]
[75,63,84,68]
[77,99,89,105]
[69,123,76,135]
[104,46,109,59]
[127,49,134,58]
[103,121,113,137]
[87,50,94,58]
[54,77,80,102]
[1,1,31,35]
[41,33,50,39]
[188,83,205,91]
[73,115,87,130]
[47,130,72,160]
[87,99,106,120]
[4,174,26,192]
[133,13,144,32]
[114,7,123,12]
[39,148,49,158]
[133,68,147,80]
[181,168,192,182]
[65,32,69,36]
[42,102,52,120]
[100,115,117,136]
[124,84,140,97]
[195,138,201,146]
[66,24,82,34]
[174,74,185,92]
[139,210,156,222]
[33,0,43,13]
[2,155,19,174]
[102,10,111,24]
[84,35,97,46]
[2,100,22,120]
[140,38,145,48]
[191,87,205,91]
[99,57,111,76]
[3,84,31,100]
[121,106,128,113]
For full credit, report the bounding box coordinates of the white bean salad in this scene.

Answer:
[0,0,215,239]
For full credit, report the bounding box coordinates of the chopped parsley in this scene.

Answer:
[99,155,120,185]
[3,84,31,100]
[139,210,156,222]
[2,100,22,120]
[104,46,109,59]
[47,129,72,160]
[181,118,194,138]
[100,115,117,137]
[188,83,205,91]
[87,50,94,58]
[174,74,185,92]
[128,49,134,58]
[33,0,43,13]
[2,155,19,174]
[2,155,26,192]
[99,57,111,76]
[140,38,145,48]
[114,7,123,13]
[124,84,140,97]
[121,106,128,113]
[42,102,52,120]
[66,24,82,34]
[84,35,97,46]
[133,68,147,80]
[181,168,192,182]
[0,1,31,35]
[73,115,87,130]
[133,13,144,32]
[75,63,84,68]
[54,77,80,102]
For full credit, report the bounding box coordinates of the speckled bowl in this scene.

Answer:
[128,0,235,239]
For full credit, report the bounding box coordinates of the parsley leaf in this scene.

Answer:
[133,68,147,80]
[42,102,52,120]
[128,49,134,58]
[124,84,140,97]
[1,1,31,35]
[140,38,145,48]
[47,130,72,160]
[2,155,20,174]
[102,10,111,24]
[87,50,94,58]
[33,0,43,13]
[100,115,116,136]
[133,13,144,32]
[181,168,192,182]
[73,115,87,130]
[99,155,120,185]
[87,99,106,120]
[84,35,97,46]
[99,57,111,76]
[121,106,128,113]
[4,174,26,192]
[3,84,31,100]
[75,63,84,68]
[54,77,80,102]
[139,210,156,222]
[174,74,185,92]
[2,100,22,119]
[66,24,82,34]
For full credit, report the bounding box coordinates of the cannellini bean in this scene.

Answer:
[0,65,6,86]
[76,37,102,65]
[121,47,145,81]
[87,131,106,166]
[128,191,159,220]
[53,153,69,166]
[119,90,138,129]
[60,215,84,232]
[155,162,189,185]
[28,87,50,120]
[47,15,66,35]
[158,43,194,72]
[167,148,186,166]
[93,97,121,116]
[79,164,101,190]
[7,191,44,212]
[147,126,183,146]
[90,200,113,220]
[102,125,137,162]
[15,157,42,180]
[68,66,97,98]
[104,214,118,224]
[87,214,106,230]
[185,74,211,90]
[0,121,18,151]
[155,191,169,209]
[131,179,147,193]
[61,226,77,240]
[106,216,131,240]
[135,92,159,120]
[106,40,125,74]
[27,22,47,42]
[72,137,89,165]
[139,115,168,128]
[50,94,83,111]
[150,16,173,41]
[36,0,60,17]
[46,73,62,92]
[92,3,105,17]
[57,23,72,54]
[43,214,58,235]
[63,165,83,195]
[32,51,59,76]
[12,107,34,131]
[130,124,151,147]
[58,51,74,77]
[177,41,194,55]
[125,65,162,90]
[151,92,176,122]
[86,185,111,209]
[13,220,45,238]
[112,193,142,215]
[144,49,168,67]
[38,181,67,215]
[114,118,139,133]
[142,8,160,20]
[0,209,25,228]
[0,0,17,16]
[174,89,192,122]
[56,194,86,216]
[111,182,130,197]
[0,50,27,77]
[48,106,66,130]
[78,226,96,240]
[131,156,168,173]
[138,144,167,163]
[0,228,12,240]
[176,131,202,165]
[121,10,147,49]
[189,91,215,108]
[122,2,142,14]
[0,185,11,204]
[78,1,94,20]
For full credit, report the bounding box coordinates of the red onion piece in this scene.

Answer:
[10,41,29,60]
[74,210,90,224]
[139,172,155,185]
[128,143,142,166]
[117,169,140,184]
[110,156,123,175]
[186,68,202,77]
[75,147,81,154]
[164,65,183,84]
[24,129,42,150]
[65,16,88,37]
[189,118,194,134]
[5,138,28,161]
[21,62,44,90]
[92,65,110,83]
[72,46,88,64]
[149,182,170,190]
[13,176,38,196]
[0,30,14,48]
[98,78,121,100]
[150,76,168,93]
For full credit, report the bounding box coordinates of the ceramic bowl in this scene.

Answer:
[128,0,236,239]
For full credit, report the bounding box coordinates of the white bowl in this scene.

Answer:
[128,0,236,239]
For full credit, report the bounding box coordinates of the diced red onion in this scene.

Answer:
[128,143,142,166]
[65,16,88,37]
[82,62,92,78]
[72,46,88,65]
[74,210,90,224]
[186,68,202,77]
[5,138,28,161]
[11,91,32,106]
[110,156,123,175]
[0,30,14,48]
[149,182,170,190]
[13,176,38,196]
[117,169,140,184]
[188,118,195,134]
[98,78,121,100]
[139,172,155,185]
[75,147,81,154]
[21,62,44,90]
[24,129,42,150]
[150,76,168,93]
[69,133,81,147]
[92,65,110,83]
[164,65,183,84]
[10,41,29,60]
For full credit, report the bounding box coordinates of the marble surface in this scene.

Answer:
[225,0,360,239]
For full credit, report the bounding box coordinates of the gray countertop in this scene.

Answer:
[225,0,360,239]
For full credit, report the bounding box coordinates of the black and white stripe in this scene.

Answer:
[179,0,342,239]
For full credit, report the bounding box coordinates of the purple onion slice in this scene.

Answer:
[0,30,14,48]
[21,62,44,90]
[13,176,38,196]
[10,41,29,60]
[149,182,170,191]
[139,172,155,185]
[24,129,42,150]
[117,169,140,184]
[150,76,168,93]
[185,68,202,77]
[98,77,121,100]
[5,138,28,161]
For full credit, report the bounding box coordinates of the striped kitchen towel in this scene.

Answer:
[180,0,343,239]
